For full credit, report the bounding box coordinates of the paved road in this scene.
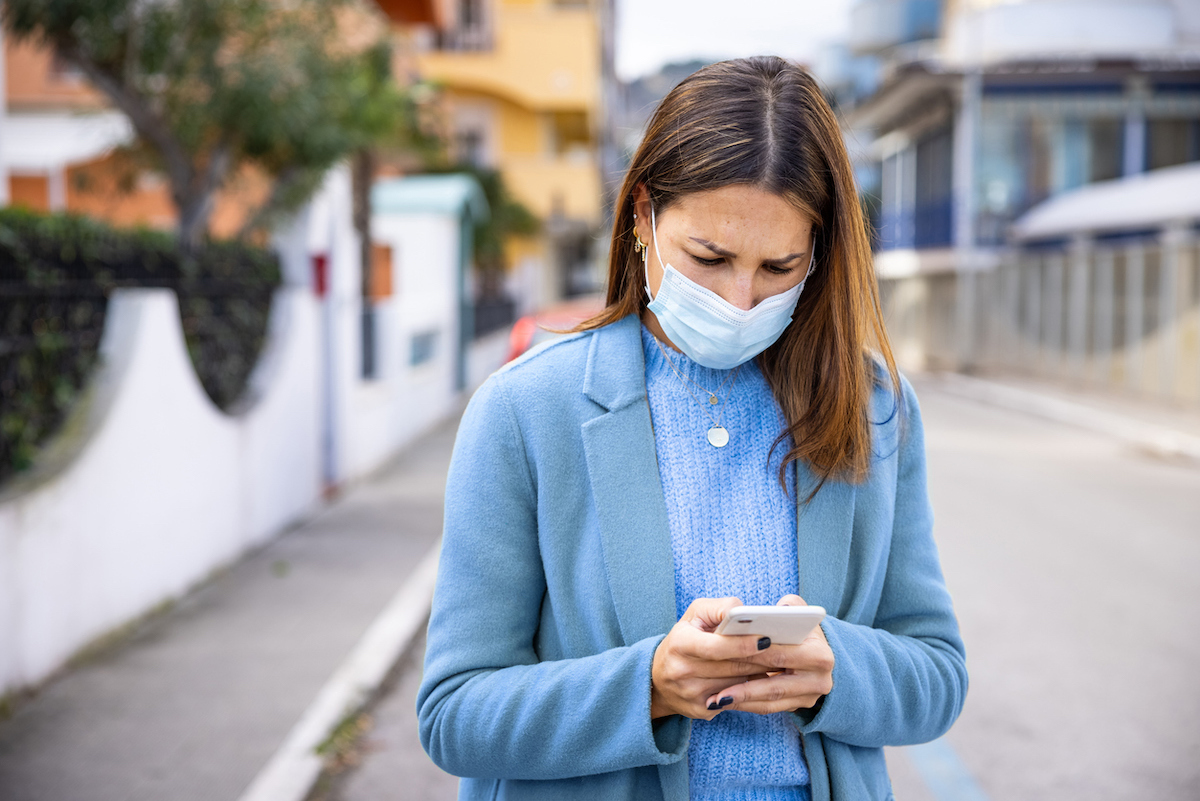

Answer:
[330,380,1200,801]
[889,380,1200,800]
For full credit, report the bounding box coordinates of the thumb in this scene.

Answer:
[777,594,807,607]
[683,596,744,633]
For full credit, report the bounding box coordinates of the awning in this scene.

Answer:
[1012,161,1200,241]
[372,173,489,222]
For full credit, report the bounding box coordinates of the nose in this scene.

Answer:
[723,272,756,311]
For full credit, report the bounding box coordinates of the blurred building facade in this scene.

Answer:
[376,0,612,310]
[844,0,1200,265]
[0,33,144,223]
[830,0,1200,404]
[844,0,1200,263]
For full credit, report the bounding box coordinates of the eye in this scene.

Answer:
[690,254,724,267]
[763,264,795,276]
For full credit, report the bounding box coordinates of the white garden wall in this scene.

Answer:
[0,169,501,699]
[0,288,322,696]
[346,211,463,476]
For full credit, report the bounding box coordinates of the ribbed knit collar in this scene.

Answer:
[639,323,761,390]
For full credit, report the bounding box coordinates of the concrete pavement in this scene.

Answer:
[0,414,459,801]
[888,376,1200,800]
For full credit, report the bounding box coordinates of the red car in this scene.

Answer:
[506,295,606,363]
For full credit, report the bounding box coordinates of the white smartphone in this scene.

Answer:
[713,605,826,645]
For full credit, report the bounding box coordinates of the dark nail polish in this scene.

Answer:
[757,636,771,650]
[718,696,734,707]
[707,701,720,710]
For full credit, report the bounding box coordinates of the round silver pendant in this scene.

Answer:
[706,426,729,448]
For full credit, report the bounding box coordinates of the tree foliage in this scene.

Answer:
[3,0,429,250]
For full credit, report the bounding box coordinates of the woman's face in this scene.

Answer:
[633,184,815,330]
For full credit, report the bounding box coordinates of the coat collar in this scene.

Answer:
[582,313,648,412]
[794,462,856,618]
[580,315,678,645]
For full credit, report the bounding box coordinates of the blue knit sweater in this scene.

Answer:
[641,326,809,801]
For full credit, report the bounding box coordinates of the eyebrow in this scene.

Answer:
[689,237,808,266]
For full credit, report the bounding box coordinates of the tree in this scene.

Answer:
[3,0,426,252]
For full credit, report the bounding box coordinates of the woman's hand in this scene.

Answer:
[699,595,834,715]
[651,597,778,720]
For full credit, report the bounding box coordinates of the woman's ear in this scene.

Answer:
[632,183,652,242]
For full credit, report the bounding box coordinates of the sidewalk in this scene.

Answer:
[921,370,1200,465]
[0,413,459,801]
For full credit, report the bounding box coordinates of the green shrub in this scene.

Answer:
[0,208,281,485]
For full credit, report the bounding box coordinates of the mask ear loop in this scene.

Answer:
[644,202,666,303]
[650,203,666,272]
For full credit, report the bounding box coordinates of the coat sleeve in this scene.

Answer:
[793,376,968,747]
[416,373,689,780]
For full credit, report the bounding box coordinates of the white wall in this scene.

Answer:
[0,165,510,698]
[344,211,462,477]
[0,288,322,696]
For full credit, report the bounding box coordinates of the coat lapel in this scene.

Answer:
[794,461,856,619]
[580,316,677,646]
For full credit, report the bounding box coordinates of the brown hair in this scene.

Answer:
[578,56,900,492]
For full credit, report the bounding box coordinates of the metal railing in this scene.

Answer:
[972,237,1200,400]
[878,232,1200,404]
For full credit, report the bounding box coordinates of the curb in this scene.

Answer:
[236,542,441,801]
[931,373,1200,466]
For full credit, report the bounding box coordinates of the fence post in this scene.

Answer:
[956,266,978,370]
[1024,254,1042,371]
[1093,246,1115,388]
[1160,222,1188,401]
[1067,234,1092,382]
[1044,253,1065,376]
[993,253,1012,369]
[1125,243,1145,393]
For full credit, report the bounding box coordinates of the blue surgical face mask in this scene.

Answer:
[644,203,815,370]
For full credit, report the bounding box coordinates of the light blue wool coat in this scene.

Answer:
[417,314,967,801]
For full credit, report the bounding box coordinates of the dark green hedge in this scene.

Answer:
[0,208,281,485]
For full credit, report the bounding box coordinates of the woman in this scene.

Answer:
[417,57,967,801]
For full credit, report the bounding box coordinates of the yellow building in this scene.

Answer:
[382,0,610,308]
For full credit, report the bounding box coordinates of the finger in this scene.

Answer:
[705,671,833,716]
[723,643,807,673]
[776,594,807,606]
[683,627,779,664]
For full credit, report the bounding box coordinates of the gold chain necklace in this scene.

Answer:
[653,336,741,448]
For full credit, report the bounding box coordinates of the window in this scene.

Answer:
[410,330,439,367]
[551,112,591,157]
[49,52,84,84]
[1147,118,1200,171]
[460,0,482,28]
[914,126,953,248]
[1089,119,1123,183]
[456,129,486,168]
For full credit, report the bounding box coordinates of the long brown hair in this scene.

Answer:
[578,56,900,491]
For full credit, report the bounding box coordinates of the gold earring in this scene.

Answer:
[634,232,647,254]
